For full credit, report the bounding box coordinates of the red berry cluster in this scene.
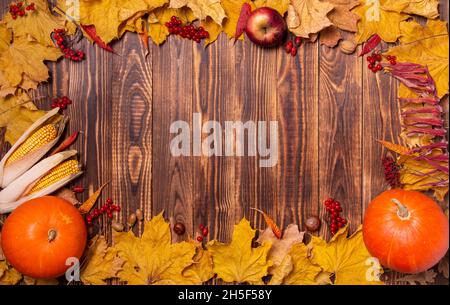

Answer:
[382,156,401,188]
[366,52,383,73]
[324,198,347,235]
[86,198,121,225]
[53,29,85,62]
[165,16,209,43]
[196,224,209,242]
[51,96,72,110]
[9,1,35,19]
[386,55,397,65]
[284,37,302,57]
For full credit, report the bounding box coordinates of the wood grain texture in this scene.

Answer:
[0,0,448,285]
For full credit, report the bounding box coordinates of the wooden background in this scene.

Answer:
[1,0,448,284]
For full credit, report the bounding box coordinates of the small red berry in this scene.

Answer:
[294,36,302,46]
[196,236,203,242]
[199,224,205,230]
[291,47,297,56]
[202,227,209,236]
[285,43,292,54]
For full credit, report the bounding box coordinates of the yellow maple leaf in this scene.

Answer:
[0,92,47,144]
[0,33,61,91]
[81,236,124,285]
[119,16,147,37]
[78,0,168,43]
[169,0,226,25]
[281,243,325,285]
[386,20,449,99]
[254,0,290,15]
[257,224,304,279]
[148,6,196,45]
[310,226,384,285]
[352,0,408,44]
[201,17,222,45]
[207,218,273,284]
[182,242,215,284]
[221,0,254,39]
[0,262,22,285]
[382,0,440,19]
[4,0,67,47]
[287,0,334,38]
[113,212,196,285]
[327,0,360,32]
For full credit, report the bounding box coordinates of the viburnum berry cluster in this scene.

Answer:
[324,198,347,235]
[367,52,397,73]
[385,55,397,66]
[50,95,72,110]
[367,52,383,73]
[382,156,401,188]
[165,16,209,43]
[9,1,35,19]
[196,224,209,242]
[284,36,302,57]
[52,29,85,61]
[86,198,121,225]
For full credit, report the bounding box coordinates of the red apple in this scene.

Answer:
[245,7,287,48]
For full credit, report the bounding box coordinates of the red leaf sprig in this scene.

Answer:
[234,3,252,40]
[81,24,115,53]
[359,34,381,56]
[382,60,449,196]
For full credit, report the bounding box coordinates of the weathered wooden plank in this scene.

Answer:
[151,36,195,242]
[318,40,363,238]
[192,36,240,244]
[111,32,153,236]
[235,39,278,233]
[276,39,320,232]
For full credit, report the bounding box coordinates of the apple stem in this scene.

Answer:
[48,229,57,242]
[391,198,410,220]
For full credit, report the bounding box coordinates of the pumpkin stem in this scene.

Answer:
[48,229,57,242]
[391,198,410,220]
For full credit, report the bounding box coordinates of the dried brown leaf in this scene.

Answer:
[397,269,437,285]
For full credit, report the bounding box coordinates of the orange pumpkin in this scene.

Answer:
[363,189,449,274]
[1,196,87,278]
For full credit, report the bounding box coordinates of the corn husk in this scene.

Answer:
[0,150,82,213]
[0,108,66,188]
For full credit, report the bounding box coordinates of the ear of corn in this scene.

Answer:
[0,150,81,213]
[0,108,65,189]
[5,124,57,166]
[27,159,80,194]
